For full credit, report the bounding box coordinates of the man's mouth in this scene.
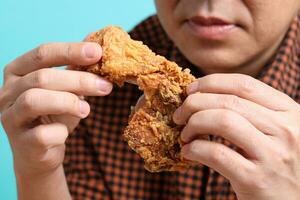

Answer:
[186,16,237,40]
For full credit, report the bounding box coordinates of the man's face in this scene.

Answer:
[155,0,300,74]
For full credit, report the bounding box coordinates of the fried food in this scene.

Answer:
[76,26,196,172]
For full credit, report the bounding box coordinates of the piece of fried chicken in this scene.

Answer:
[76,26,196,172]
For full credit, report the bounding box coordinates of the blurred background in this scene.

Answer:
[0,1,155,199]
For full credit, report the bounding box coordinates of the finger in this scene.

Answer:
[5,42,102,76]
[7,68,112,102]
[173,93,283,136]
[181,109,268,159]
[9,88,90,126]
[66,32,97,70]
[187,74,297,111]
[181,139,256,185]
[135,95,146,111]
[24,122,68,149]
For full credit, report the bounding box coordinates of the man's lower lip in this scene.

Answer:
[186,20,236,40]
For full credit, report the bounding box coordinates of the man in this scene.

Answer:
[1,0,300,199]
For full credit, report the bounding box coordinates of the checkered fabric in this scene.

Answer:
[63,13,300,200]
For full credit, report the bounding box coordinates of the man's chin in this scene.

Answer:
[186,56,243,74]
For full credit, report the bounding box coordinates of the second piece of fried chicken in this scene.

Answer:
[77,26,196,172]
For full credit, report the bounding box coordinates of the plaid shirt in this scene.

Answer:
[63,13,300,200]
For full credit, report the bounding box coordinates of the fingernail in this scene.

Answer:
[180,135,188,144]
[180,127,189,143]
[82,44,98,58]
[79,100,90,117]
[187,82,198,94]
[180,145,191,159]
[173,107,182,124]
[96,78,113,93]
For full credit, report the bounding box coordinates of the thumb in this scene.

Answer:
[135,95,146,112]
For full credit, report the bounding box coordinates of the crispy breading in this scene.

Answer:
[77,26,196,172]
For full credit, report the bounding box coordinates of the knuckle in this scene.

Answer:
[32,69,51,88]
[0,110,10,128]
[33,44,49,63]
[255,179,270,191]
[188,140,201,154]
[210,145,226,164]
[71,95,80,113]
[237,75,256,94]
[204,74,217,87]
[0,111,5,125]
[78,74,93,91]
[60,93,79,114]
[19,89,38,111]
[3,63,12,80]
[0,89,8,111]
[187,113,200,129]
[183,94,199,112]
[32,126,49,148]
[232,165,262,190]
[245,173,267,190]
[221,95,241,109]
[62,43,72,62]
[60,125,69,136]
[276,148,293,165]
[281,123,300,145]
[254,166,278,190]
[218,111,235,131]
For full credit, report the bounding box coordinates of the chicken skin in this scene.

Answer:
[76,26,196,172]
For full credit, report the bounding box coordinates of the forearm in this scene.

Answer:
[16,165,71,200]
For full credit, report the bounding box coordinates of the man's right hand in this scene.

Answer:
[0,42,112,177]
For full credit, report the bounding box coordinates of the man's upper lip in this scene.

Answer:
[188,16,232,26]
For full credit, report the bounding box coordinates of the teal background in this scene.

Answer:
[0,1,155,199]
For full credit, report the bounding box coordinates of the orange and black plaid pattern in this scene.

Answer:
[63,13,300,200]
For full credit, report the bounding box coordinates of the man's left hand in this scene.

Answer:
[173,73,300,200]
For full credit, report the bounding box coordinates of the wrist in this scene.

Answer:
[15,165,71,200]
[15,164,60,181]
[14,157,62,178]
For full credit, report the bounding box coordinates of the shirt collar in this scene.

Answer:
[258,12,300,99]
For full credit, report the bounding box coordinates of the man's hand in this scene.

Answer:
[173,73,300,200]
[0,41,112,199]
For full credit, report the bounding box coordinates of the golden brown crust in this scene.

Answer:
[77,26,196,172]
